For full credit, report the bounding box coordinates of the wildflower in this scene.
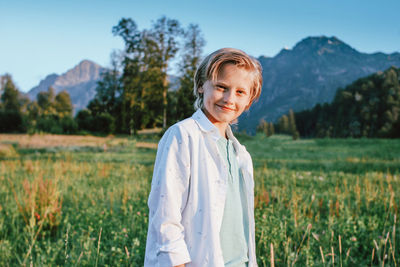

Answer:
[351,237,357,242]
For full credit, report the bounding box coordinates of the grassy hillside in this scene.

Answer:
[0,134,399,266]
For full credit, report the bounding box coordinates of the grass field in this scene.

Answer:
[1,133,400,266]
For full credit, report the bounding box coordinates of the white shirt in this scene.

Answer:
[144,109,257,267]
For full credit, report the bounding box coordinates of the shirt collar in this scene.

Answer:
[192,109,243,151]
[226,123,243,154]
[192,109,221,141]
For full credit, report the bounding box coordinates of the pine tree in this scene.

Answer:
[0,75,25,132]
[257,119,272,137]
[278,115,289,134]
[269,122,275,136]
[288,109,300,140]
[1,75,20,112]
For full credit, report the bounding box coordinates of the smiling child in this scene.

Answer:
[144,48,263,267]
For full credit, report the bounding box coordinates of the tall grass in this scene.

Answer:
[0,134,399,266]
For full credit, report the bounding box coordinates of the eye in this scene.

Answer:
[237,89,247,96]
[215,84,226,91]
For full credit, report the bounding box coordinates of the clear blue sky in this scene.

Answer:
[1,0,399,92]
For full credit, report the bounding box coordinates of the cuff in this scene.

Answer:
[158,239,191,266]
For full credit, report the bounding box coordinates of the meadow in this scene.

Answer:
[0,133,400,266]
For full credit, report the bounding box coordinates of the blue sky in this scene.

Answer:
[1,0,399,92]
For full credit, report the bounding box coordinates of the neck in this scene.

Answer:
[214,122,228,139]
[201,108,228,138]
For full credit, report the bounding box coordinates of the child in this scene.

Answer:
[144,48,263,267]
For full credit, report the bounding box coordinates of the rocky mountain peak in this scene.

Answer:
[54,60,104,88]
[291,36,356,56]
[27,59,107,112]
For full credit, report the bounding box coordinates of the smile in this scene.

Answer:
[216,104,235,111]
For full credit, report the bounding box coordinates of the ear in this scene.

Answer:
[198,86,204,94]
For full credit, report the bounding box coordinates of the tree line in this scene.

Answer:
[2,16,399,138]
[257,109,300,140]
[295,66,400,138]
[0,75,75,134]
[0,16,205,135]
[256,66,400,139]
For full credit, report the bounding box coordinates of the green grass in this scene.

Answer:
[1,134,399,266]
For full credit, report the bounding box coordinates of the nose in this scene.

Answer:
[223,90,235,104]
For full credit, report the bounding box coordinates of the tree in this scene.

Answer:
[75,109,93,132]
[175,24,205,122]
[54,91,73,117]
[278,115,289,134]
[288,109,300,140]
[77,51,123,135]
[1,75,20,112]
[269,122,275,136]
[0,75,26,132]
[34,87,76,134]
[113,18,159,134]
[257,119,268,136]
[37,87,56,115]
[150,16,183,128]
[112,16,182,134]
[112,18,143,134]
[93,51,123,115]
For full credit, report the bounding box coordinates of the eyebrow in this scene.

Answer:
[215,81,249,92]
[214,81,228,87]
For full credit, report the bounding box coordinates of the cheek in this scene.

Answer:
[241,97,251,110]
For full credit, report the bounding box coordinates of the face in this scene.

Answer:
[198,63,252,133]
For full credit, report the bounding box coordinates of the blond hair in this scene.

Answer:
[193,48,263,110]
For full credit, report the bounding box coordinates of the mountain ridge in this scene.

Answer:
[238,36,400,133]
[25,36,400,131]
[27,60,107,112]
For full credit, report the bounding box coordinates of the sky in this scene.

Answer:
[1,0,399,92]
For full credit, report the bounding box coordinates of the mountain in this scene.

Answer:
[27,60,107,112]
[238,36,400,133]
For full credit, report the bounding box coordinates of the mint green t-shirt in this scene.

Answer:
[217,137,249,267]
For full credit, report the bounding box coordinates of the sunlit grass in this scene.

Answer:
[1,133,399,266]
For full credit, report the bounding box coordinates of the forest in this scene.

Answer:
[0,16,203,135]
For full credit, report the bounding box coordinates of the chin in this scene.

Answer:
[217,115,235,123]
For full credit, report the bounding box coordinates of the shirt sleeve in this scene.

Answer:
[147,125,192,266]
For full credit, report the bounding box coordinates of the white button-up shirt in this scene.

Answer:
[144,109,257,267]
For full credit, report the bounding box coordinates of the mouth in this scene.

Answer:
[216,104,235,112]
